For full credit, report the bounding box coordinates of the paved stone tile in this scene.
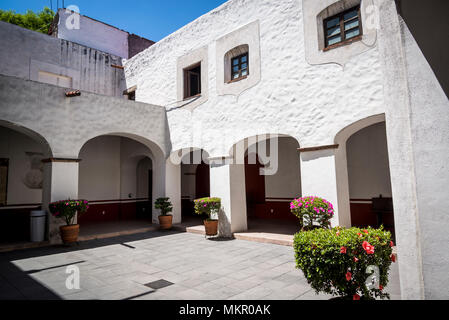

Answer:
[0,231,401,300]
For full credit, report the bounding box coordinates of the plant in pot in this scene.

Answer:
[48,199,89,244]
[290,196,334,231]
[194,197,221,237]
[293,226,396,300]
[155,197,173,230]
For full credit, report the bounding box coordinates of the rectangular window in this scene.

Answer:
[231,53,249,81]
[0,159,8,206]
[324,6,362,50]
[183,63,201,99]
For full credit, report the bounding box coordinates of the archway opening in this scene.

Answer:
[180,149,210,224]
[0,123,51,244]
[77,135,155,231]
[243,136,302,235]
[346,122,395,239]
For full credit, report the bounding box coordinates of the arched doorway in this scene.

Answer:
[180,149,210,222]
[346,122,395,238]
[77,135,157,226]
[241,135,302,233]
[0,122,52,244]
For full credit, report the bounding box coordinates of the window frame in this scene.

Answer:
[183,63,202,100]
[323,5,363,51]
[229,53,249,83]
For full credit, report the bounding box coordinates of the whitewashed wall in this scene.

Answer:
[0,21,125,97]
[125,0,385,158]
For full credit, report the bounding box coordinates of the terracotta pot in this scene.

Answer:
[159,215,173,230]
[60,224,79,244]
[204,220,218,236]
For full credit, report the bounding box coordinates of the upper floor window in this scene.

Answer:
[231,53,249,81]
[324,5,362,50]
[183,63,201,99]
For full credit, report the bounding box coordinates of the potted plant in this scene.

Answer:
[293,226,396,300]
[155,197,173,229]
[194,197,221,236]
[290,196,334,230]
[48,199,89,244]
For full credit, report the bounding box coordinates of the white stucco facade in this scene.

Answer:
[0,0,448,299]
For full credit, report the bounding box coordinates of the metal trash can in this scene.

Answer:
[30,210,46,242]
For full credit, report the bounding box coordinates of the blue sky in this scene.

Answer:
[0,0,229,41]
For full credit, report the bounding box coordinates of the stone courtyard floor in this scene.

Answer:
[0,230,401,300]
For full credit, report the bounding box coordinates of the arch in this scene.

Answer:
[0,120,54,243]
[0,119,53,158]
[77,134,166,225]
[227,133,301,161]
[76,131,166,160]
[168,148,211,222]
[333,113,392,230]
[228,134,302,232]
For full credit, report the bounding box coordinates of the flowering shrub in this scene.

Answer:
[293,226,395,300]
[194,197,221,221]
[155,197,173,216]
[48,200,89,226]
[290,196,334,230]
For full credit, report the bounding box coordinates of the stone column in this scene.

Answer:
[165,159,182,224]
[42,159,80,244]
[299,148,340,228]
[209,157,247,237]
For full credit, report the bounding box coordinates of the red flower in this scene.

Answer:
[379,285,383,291]
[340,246,347,254]
[363,229,369,234]
[391,254,396,263]
[357,233,362,238]
[362,241,375,254]
[353,294,360,300]
[346,272,352,281]
[390,241,394,247]
[354,257,359,262]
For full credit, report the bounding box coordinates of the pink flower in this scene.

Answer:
[340,246,347,254]
[354,257,359,262]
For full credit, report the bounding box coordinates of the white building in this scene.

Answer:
[0,0,448,299]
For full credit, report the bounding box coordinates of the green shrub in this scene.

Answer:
[154,197,173,216]
[194,197,221,221]
[290,196,334,230]
[49,200,89,226]
[293,226,396,300]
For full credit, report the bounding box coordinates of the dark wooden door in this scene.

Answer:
[245,155,266,218]
[195,163,210,199]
